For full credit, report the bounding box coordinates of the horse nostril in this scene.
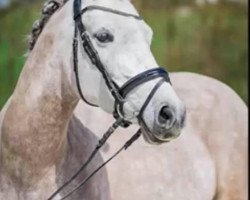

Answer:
[158,106,174,126]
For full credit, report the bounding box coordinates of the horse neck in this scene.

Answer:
[0,2,79,185]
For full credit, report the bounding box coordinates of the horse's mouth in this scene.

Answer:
[140,126,169,145]
[140,120,183,145]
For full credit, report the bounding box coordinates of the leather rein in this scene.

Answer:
[47,0,171,199]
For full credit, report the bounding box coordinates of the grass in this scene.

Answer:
[0,2,248,109]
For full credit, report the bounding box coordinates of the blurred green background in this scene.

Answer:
[0,0,248,109]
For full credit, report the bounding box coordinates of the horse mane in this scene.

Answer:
[28,0,69,51]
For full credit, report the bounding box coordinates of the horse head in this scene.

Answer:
[70,0,186,144]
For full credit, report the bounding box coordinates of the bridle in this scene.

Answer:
[47,0,171,199]
[73,0,171,126]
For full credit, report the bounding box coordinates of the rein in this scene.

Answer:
[47,0,171,199]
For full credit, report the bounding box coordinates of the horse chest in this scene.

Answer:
[95,126,216,200]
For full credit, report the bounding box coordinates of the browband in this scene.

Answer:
[74,5,142,20]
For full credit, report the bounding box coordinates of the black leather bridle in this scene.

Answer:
[47,0,171,199]
[73,0,171,126]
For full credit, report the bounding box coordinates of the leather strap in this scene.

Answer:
[119,68,171,98]
[75,5,142,20]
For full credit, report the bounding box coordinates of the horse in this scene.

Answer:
[57,0,247,199]
[75,72,248,200]
[0,0,187,199]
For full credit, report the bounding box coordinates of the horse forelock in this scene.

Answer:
[28,0,69,51]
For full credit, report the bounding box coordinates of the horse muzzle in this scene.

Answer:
[141,104,186,144]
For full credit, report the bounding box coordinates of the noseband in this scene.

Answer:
[47,0,171,199]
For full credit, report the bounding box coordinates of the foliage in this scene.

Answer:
[142,4,248,103]
[0,3,41,107]
[0,2,248,109]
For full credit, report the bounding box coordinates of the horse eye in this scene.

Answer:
[94,31,114,43]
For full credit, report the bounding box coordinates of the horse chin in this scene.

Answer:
[141,127,168,145]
